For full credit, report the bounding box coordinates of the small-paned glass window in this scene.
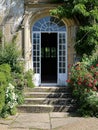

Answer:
[33,16,66,32]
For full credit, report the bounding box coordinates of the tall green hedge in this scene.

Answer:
[0,64,12,113]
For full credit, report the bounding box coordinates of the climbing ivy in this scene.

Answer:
[50,0,98,56]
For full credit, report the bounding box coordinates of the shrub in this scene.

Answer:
[68,51,98,117]
[24,69,35,88]
[0,42,21,72]
[1,83,18,118]
[0,36,35,118]
[0,64,12,114]
[0,64,12,83]
[0,41,25,117]
[0,85,5,114]
[13,73,25,90]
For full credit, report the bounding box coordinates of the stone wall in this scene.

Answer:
[23,2,78,73]
[0,0,78,73]
[0,0,24,52]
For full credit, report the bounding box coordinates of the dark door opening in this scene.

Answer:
[41,33,57,83]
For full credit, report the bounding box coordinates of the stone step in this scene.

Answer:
[24,98,74,105]
[24,92,72,98]
[18,86,76,113]
[24,86,71,93]
[17,104,76,113]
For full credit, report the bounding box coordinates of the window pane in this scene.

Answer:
[51,47,56,58]
[32,33,40,73]
[59,33,66,73]
[33,57,36,61]
[33,45,36,50]
[32,16,66,32]
[45,47,50,58]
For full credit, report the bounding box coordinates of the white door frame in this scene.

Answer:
[32,31,67,86]
[32,16,67,86]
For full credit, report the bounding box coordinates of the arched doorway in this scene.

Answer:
[32,16,67,86]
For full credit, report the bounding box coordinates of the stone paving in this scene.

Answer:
[0,112,98,130]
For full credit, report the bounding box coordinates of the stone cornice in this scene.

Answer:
[24,0,63,6]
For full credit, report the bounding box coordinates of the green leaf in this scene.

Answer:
[73,3,89,16]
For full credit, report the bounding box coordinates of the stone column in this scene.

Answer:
[24,19,32,71]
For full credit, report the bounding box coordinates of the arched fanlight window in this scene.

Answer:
[32,16,66,32]
[32,16,67,86]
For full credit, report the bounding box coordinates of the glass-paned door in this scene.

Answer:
[58,32,67,86]
[32,32,41,86]
[32,16,67,86]
[41,33,57,83]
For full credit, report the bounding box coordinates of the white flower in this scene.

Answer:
[8,83,14,89]
[5,83,18,110]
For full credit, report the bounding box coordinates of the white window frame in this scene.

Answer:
[32,16,67,86]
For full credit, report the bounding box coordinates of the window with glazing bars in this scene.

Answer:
[59,33,66,73]
[33,33,40,73]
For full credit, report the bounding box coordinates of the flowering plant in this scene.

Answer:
[68,62,98,93]
[67,53,98,117]
[1,83,18,117]
[5,83,18,109]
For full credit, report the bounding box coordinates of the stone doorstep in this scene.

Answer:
[24,92,72,98]
[18,86,75,113]
[24,97,73,105]
[24,86,71,93]
[17,104,76,113]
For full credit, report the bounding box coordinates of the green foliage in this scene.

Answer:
[0,64,12,115]
[0,37,25,117]
[12,72,25,107]
[15,89,24,105]
[50,0,73,18]
[0,72,6,85]
[0,42,20,72]
[0,64,12,83]
[1,83,18,118]
[76,90,98,117]
[0,29,35,118]
[68,51,98,117]
[73,3,89,17]
[50,6,67,18]
[0,30,2,38]
[50,0,98,56]
[13,73,25,89]
[75,24,98,56]
[24,69,35,88]
[0,86,5,114]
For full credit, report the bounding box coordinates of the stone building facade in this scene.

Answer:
[0,0,78,86]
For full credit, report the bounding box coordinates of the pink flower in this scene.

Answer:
[94,79,97,83]
[78,77,82,82]
[96,64,98,67]
[68,72,71,75]
[78,81,81,85]
[68,64,71,68]
[66,79,71,83]
[93,87,97,91]
[90,65,94,69]
[88,83,92,87]
[83,80,87,83]
[95,72,98,76]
